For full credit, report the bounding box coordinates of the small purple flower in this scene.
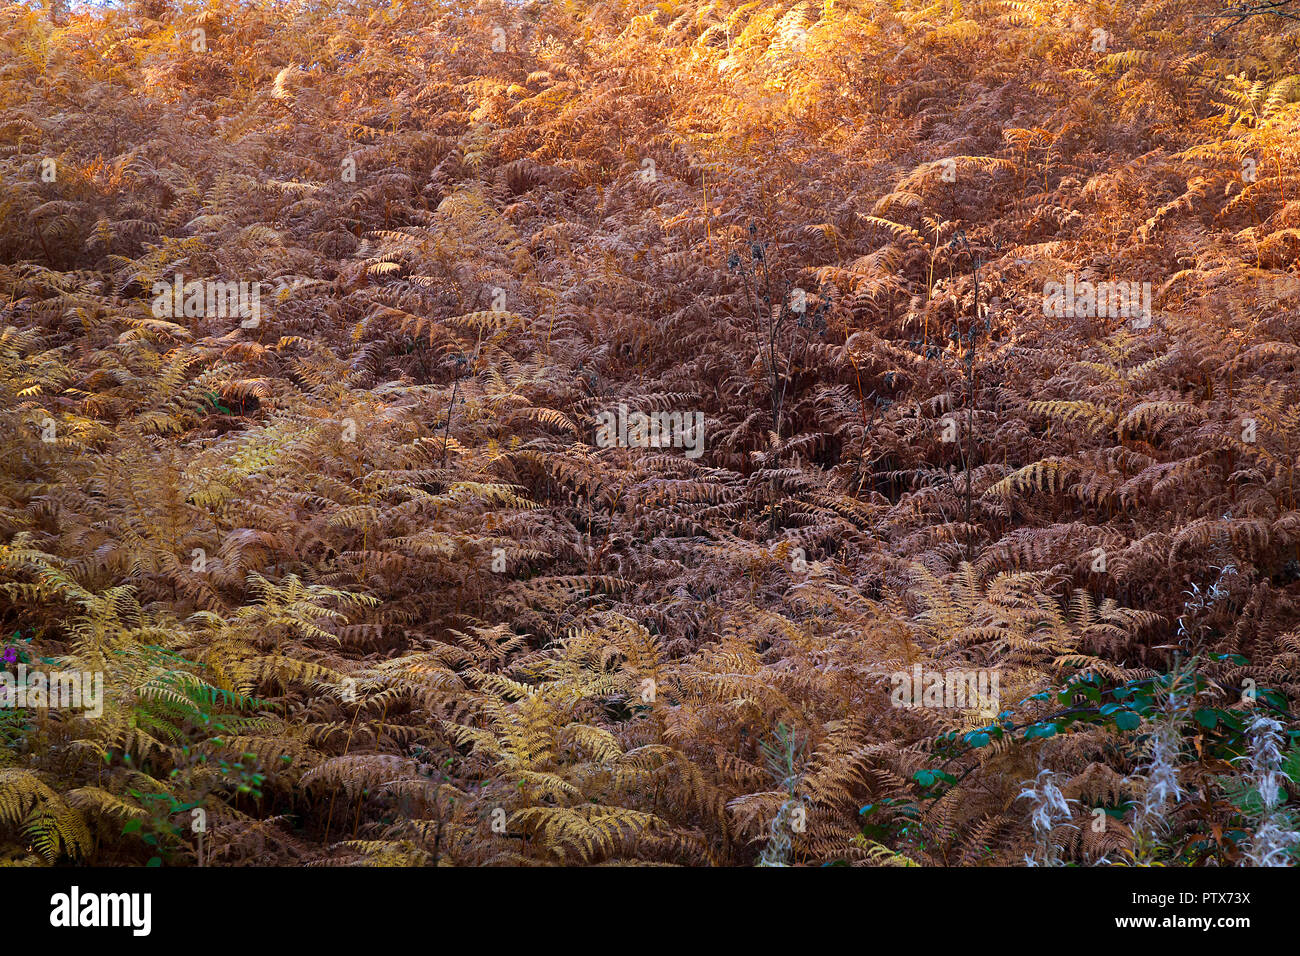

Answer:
[3,647,17,664]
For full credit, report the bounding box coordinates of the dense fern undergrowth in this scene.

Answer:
[1,0,1299,866]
